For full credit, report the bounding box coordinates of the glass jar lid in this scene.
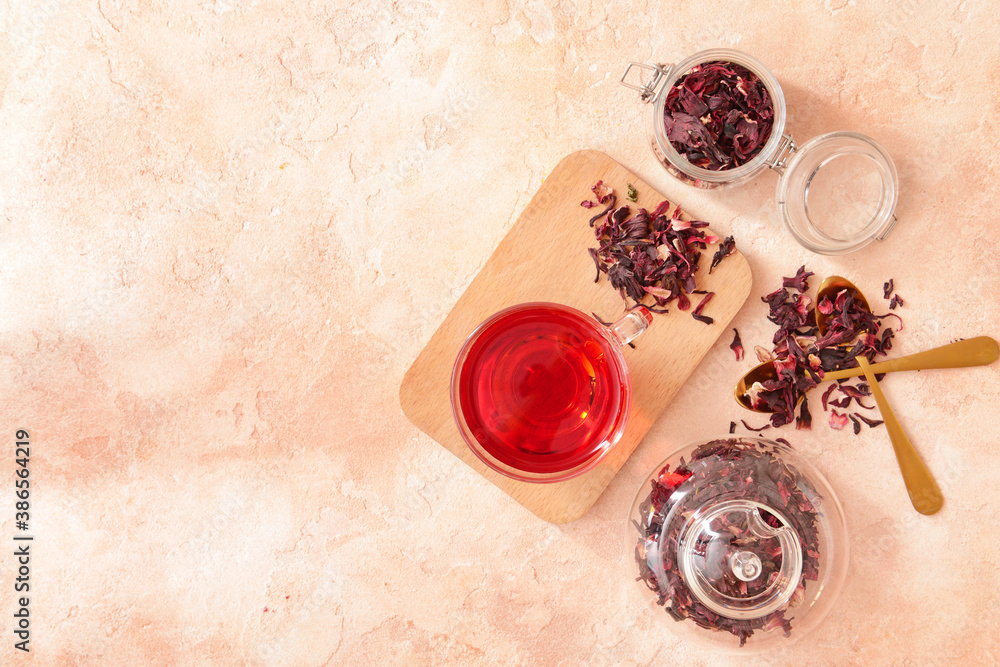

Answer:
[776,131,899,255]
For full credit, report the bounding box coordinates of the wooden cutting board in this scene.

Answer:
[399,149,752,523]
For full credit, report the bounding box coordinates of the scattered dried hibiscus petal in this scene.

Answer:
[581,180,618,225]
[854,413,884,428]
[820,384,837,412]
[592,180,613,203]
[829,410,849,430]
[582,183,732,323]
[837,385,874,410]
[663,62,775,171]
[691,291,715,325]
[709,235,736,274]
[848,413,862,435]
[882,278,905,310]
[741,419,771,432]
[782,265,814,292]
[796,396,812,430]
[731,328,744,361]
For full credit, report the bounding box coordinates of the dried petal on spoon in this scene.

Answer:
[743,266,901,428]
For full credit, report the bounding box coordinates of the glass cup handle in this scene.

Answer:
[607,307,653,347]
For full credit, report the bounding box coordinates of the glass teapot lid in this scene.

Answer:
[677,498,803,620]
[628,436,849,653]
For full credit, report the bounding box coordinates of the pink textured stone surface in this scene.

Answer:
[1,1,998,664]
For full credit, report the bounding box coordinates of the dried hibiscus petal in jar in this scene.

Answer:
[663,61,775,171]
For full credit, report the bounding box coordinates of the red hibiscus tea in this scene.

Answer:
[452,303,649,482]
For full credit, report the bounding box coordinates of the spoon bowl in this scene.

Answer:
[734,361,780,411]
[815,275,871,335]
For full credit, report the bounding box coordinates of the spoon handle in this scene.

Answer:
[824,336,998,381]
[855,356,944,515]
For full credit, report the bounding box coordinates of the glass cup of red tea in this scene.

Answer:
[451,302,652,483]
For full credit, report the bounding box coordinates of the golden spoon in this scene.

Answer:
[734,336,999,411]
[855,356,943,515]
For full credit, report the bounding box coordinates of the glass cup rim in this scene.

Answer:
[450,302,632,483]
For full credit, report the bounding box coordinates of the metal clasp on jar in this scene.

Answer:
[620,62,673,103]
[764,134,797,174]
[875,214,898,241]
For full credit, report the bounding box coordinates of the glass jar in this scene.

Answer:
[622,49,899,255]
[626,436,849,653]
